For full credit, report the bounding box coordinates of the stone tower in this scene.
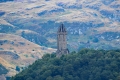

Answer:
[57,24,69,56]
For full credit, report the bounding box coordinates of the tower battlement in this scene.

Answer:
[57,24,69,56]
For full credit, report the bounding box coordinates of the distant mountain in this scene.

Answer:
[0,0,119,51]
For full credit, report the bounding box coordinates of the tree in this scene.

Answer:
[11,49,120,80]
[16,66,20,72]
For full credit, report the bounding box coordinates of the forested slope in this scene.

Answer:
[11,49,120,80]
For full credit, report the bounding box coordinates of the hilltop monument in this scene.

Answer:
[56,24,69,56]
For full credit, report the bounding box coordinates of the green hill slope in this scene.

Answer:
[11,49,120,80]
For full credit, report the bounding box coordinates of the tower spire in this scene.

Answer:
[57,24,69,57]
[58,23,66,32]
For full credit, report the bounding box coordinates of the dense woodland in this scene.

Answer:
[11,49,120,80]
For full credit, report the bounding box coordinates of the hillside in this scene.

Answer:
[0,0,120,51]
[0,0,120,79]
[0,33,55,79]
[11,49,120,80]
